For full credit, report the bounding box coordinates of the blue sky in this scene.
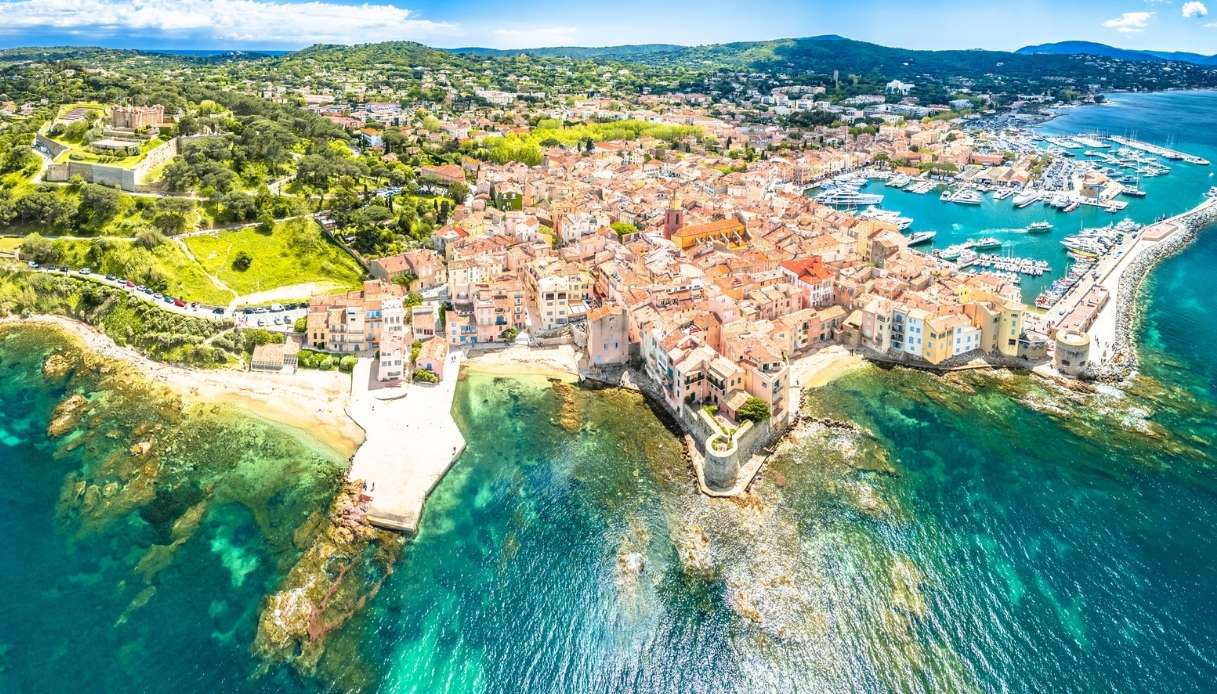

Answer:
[0,0,1214,52]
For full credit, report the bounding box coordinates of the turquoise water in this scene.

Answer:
[3,92,1217,692]
[853,90,1217,301]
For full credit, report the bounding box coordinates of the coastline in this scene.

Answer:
[1,315,364,460]
[1089,199,1217,380]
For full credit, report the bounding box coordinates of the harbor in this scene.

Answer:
[805,109,1217,304]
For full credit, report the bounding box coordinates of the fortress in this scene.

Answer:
[111,105,164,130]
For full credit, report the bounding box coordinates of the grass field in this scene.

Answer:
[184,218,365,297]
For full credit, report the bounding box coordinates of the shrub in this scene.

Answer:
[339,355,357,373]
[232,250,253,271]
[737,397,771,423]
[412,368,438,384]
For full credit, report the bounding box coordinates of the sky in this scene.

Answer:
[0,0,1214,53]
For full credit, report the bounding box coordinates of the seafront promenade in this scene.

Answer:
[346,352,466,532]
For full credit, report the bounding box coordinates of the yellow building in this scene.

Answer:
[922,315,955,365]
[671,218,748,250]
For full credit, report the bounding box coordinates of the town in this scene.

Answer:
[3,41,1216,524]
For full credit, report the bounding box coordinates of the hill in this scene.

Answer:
[1017,41,1217,67]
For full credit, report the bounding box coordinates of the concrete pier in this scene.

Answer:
[346,351,465,532]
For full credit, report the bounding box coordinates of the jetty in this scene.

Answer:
[346,351,466,532]
[1108,135,1210,166]
[1049,197,1217,375]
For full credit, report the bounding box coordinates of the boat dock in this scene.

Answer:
[1108,135,1209,166]
[346,351,466,533]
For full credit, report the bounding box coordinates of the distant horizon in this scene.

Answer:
[1,34,1214,59]
[0,0,1215,54]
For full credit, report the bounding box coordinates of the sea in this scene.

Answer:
[3,91,1217,693]
[847,90,1217,301]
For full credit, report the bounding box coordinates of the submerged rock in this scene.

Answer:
[47,393,88,438]
[255,483,403,674]
[42,352,73,382]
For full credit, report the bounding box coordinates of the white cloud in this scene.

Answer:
[489,25,579,49]
[0,0,460,44]
[1103,11,1155,32]
[1182,1,1209,17]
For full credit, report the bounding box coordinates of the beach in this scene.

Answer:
[789,344,867,389]
[462,343,580,380]
[2,315,364,459]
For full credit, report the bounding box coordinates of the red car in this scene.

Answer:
[173,298,186,307]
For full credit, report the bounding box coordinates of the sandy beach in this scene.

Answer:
[4,315,364,459]
[789,344,867,389]
[462,343,580,380]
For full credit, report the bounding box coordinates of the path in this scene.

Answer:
[346,351,466,532]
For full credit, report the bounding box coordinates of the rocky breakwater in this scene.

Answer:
[1095,199,1217,382]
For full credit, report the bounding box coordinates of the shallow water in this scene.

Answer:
[3,92,1217,692]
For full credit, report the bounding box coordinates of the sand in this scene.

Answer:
[462,343,580,380]
[789,345,867,389]
[4,315,364,459]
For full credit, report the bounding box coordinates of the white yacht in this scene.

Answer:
[816,188,884,206]
[1012,191,1040,208]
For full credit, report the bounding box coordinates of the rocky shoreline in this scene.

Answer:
[1093,200,1217,382]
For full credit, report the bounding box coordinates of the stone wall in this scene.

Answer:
[34,133,70,158]
[38,135,185,192]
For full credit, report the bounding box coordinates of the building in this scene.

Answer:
[111,105,164,130]
[780,257,835,308]
[671,218,748,250]
[416,336,449,378]
[249,341,300,373]
[305,281,406,354]
[586,304,629,366]
[378,331,406,382]
[370,249,447,290]
[1054,330,1091,377]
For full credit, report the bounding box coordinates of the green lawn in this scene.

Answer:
[184,218,365,296]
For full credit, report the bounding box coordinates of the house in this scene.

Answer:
[370,249,447,290]
[378,331,406,382]
[586,303,629,366]
[416,336,449,378]
[779,257,835,308]
[420,164,465,186]
[249,341,300,373]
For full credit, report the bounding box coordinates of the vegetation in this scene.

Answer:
[0,269,255,365]
[412,368,439,384]
[20,234,233,305]
[184,218,364,296]
[737,397,772,423]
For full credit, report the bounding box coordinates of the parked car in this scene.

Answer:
[173,298,186,308]
[212,308,225,315]
[79,268,91,275]
[27,261,38,268]
[125,280,135,288]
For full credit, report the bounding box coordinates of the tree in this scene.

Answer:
[134,227,167,249]
[232,250,253,271]
[610,221,637,238]
[293,317,307,332]
[151,198,193,235]
[76,184,121,229]
[737,397,771,423]
[19,233,59,264]
[413,368,439,384]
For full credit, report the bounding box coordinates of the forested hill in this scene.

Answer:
[1017,41,1217,67]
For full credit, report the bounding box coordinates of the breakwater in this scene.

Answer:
[1096,198,1217,381]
